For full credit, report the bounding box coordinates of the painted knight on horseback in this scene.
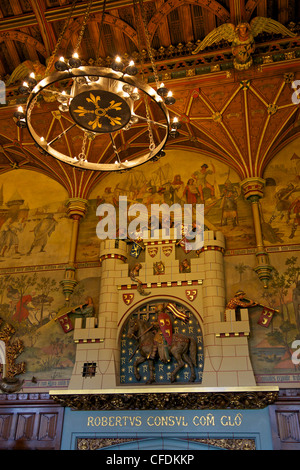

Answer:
[148,303,189,363]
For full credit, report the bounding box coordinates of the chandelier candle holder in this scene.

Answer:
[15,59,177,171]
[13,0,181,172]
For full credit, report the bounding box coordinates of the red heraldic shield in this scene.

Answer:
[58,314,74,333]
[257,307,275,328]
[158,312,172,345]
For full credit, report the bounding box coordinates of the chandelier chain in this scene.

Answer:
[78,131,88,162]
[133,0,155,151]
[44,0,79,76]
[138,0,159,88]
[74,0,93,53]
[96,0,107,62]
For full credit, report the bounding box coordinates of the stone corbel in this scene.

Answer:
[241,178,273,288]
[60,198,88,301]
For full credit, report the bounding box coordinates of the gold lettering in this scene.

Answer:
[87,416,94,426]
[147,416,154,426]
[135,416,142,426]
[115,416,122,426]
[168,416,175,426]
[221,415,228,426]
[109,416,115,426]
[207,413,215,426]
[102,416,108,426]
[94,416,101,426]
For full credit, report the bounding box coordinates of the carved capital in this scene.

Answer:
[66,198,88,219]
[240,177,265,201]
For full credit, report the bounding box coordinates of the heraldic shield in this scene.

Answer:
[158,312,172,345]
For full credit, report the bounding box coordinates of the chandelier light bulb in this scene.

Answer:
[165,90,175,105]
[111,55,124,72]
[157,82,169,97]
[14,104,26,126]
[55,56,69,71]
[130,87,140,101]
[171,116,181,130]
[125,59,138,76]
[14,105,25,120]
[23,81,28,87]
[57,90,68,103]
[69,52,82,68]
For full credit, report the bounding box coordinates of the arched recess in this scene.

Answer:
[0,31,47,57]
[147,0,230,39]
[59,13,139,55]
[118,295,204,386]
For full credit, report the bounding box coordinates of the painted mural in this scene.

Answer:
[224,250,300,385]
[0,170,72,267]
[77,149,255,261]
[0,267,99,388]
[260,139,300,246]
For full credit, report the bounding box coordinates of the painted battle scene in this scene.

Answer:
[77,149,256,261]
[0,269,99,387]
[225,250,300,384]
[260,138,300,246]
[0,170,72,267]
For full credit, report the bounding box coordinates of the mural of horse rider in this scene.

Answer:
[148,303,189,363]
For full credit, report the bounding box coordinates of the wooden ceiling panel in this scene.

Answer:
[0,0,299,194]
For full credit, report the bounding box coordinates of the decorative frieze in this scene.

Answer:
[50,387,279,411]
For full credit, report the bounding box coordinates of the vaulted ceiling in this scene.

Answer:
[0,0,299,196]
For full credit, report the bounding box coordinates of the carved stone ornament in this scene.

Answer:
[50,389,278,411]
[76,437,256,450]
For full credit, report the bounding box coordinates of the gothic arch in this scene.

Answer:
[0,31,47,57]
[59,13,139,53]
[147,0,230,39]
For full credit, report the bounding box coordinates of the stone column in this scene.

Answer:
[60,197,88,301]
[241,178,273,288]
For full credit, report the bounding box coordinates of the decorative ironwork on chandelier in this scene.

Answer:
[13,0,180,172]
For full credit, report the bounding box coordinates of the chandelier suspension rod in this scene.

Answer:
[95,0,107,63]
[47,123,77,146]
[109,133,121,163]
[133,113,168,128]
[44,0,79,77]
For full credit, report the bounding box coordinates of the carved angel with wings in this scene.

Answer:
[192,17,296,70]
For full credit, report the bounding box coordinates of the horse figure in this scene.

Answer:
[127,317,197,385]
